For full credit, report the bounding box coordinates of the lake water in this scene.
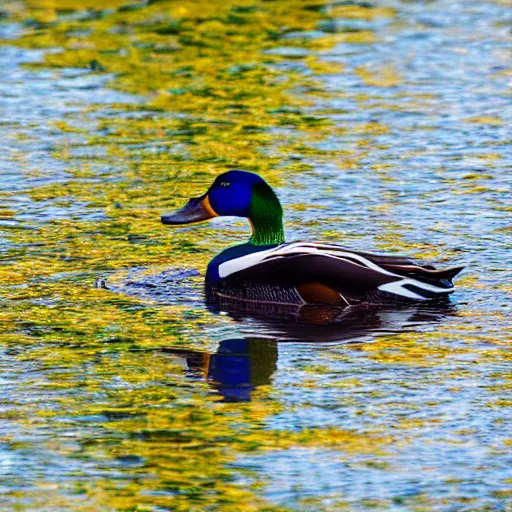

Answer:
[0,0,511,510]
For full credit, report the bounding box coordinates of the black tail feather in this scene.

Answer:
[434,266,465,282]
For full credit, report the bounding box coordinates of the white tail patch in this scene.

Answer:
[378,279,453,300]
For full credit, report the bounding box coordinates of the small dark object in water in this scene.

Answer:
[89,59,106,72]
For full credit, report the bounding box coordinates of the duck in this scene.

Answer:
[161,170,464,309]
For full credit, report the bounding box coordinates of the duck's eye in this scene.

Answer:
[220,182,231,187]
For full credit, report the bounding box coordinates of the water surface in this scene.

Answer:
[0,0,511,510]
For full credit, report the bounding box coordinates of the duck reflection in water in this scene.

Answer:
[162,338,277,403]
[162,303,455,402]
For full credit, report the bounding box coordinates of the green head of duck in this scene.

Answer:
[161,170,285,246]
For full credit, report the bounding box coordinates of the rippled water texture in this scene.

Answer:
[0,0,511,510]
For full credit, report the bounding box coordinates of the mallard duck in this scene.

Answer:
[161,170,464,308]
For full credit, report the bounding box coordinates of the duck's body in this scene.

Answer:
[162,170,463,309]
[206,241,463,307]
